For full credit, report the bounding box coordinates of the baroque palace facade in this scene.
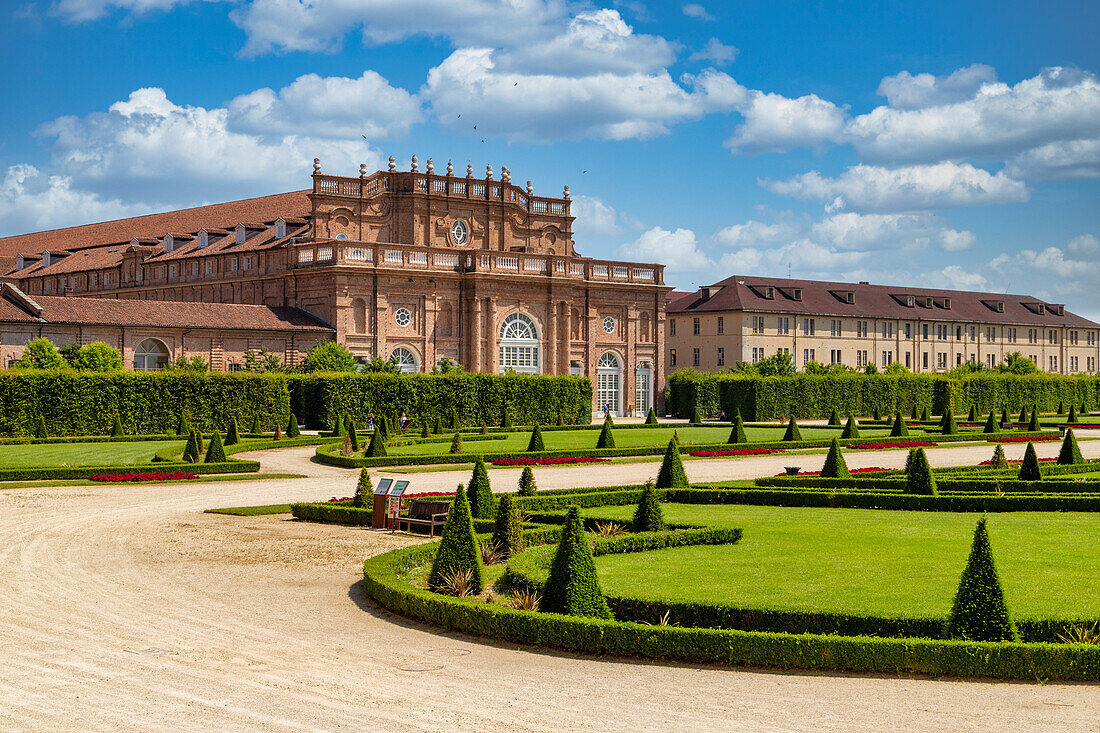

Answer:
[0,158,669,415]
[667,275,1100,375]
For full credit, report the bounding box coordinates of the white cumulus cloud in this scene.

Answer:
[876,64,998,109]
[618,226,712,271]
[682,3,713,21]
[570,195,622,238]
[726,91,848,153]
[0,164,150,237]
[49,0,213,22]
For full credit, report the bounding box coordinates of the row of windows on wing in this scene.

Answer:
[37,256,260,293]
[351,303,623,337]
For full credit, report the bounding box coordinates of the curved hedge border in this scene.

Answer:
[362,542,1100,680]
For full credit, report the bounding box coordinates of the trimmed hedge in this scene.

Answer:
[0,459,259,482]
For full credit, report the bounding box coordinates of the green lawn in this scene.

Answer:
[560,504,1100,619]
[0,440,186,468]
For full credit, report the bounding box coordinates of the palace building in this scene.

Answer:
[667,275,1100,375]
[0,158,670,415]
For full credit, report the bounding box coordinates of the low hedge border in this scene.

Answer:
[151,436,329,463]
[0,459,259,482]
[665,488,1100,512]
[0,434,182,446]
[755,476,1100,493]
[362,542,1100,680]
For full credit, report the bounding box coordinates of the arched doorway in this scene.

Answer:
[390,347,419,374]
[596,351,622,416]
[134,339,170,371]
[499,312,540,374]
[635,361,652,416]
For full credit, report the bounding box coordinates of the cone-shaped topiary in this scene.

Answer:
[250,414,261,435]
[920,406,930,421]
[34,414,48,439]
[905,448,937,495]
[968,405,978,422]
[632,480,665,532]
[645,407,658,425]
[841,415,861,439]
[421,420,430,438]
[689,406,703,425]
[517,466,537,496]
[1068,404,1078,424]
[329,415,344,438]
[873,406,882,421]
[111,414,124,437]
[989,444,1008,469]
[527,424,546,452]
[353,468,372,507]
[500,404,512,429]
[782,416,802,442]
[427,487,484,595]
[655,439,688,489]
[1028,409,1040,432]
[539,506,612,618]
[449,432,463,454]
[491,493,525,558]
[466,458,493,519]
[1082,402,1090,416]
[827,408,841,426]
[911,403,920,420]
[595,417,616,449]
[450,408,459,431]
[1001,406,1010,427]
[432,417,441,435]
[285,413,300,438]
[556,412,565,426]
[347,418,360,452]
[182,430,199,463]
[945,518,1016,642]
[175,411,189,436]
[480,423,489,435]
[1018,406,1028,425]
[365,427,387,457]
[1057,429,1083,465]
[378,415,389,440]
[672,429,680,445]
[983,412,997,434]
[727,413,748,444]
[890,412,909,437]
[195,431,204,454]
[941,410,958,435]
[820,438,851,479]
[204,430,227,463]
[225,418,240,446]
[1057,401,1065,415]
[1018,442,1042,480]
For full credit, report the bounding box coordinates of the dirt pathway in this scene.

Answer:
[1,443,1097,732]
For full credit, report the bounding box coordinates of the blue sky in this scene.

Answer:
[2,1,1099,317]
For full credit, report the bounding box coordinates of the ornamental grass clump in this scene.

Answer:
[689,406,703,426]
[466,458,493,519]
[989,444,1009,469]
[365,427,387,457]
[491,493,525,558]
[841,415,861,439]
[285,413,300,438]
[631,480,665,532]
[890,412,909,437]
[204,430,226,463]
[1018,442,1042,481]
[941,410,958,436]
[225,418,240,446]
[595,416,616,449]
[983,412,997,434]
[655,439,688,489]
[449,432,463,454]
[781,417,802,442]
[517,466,537,496]
[820,438,850,479]
[538,506,612,619]
[527,423,546,452]
[645,408,658,425]
[427,487,483,596]
[182,430,200,463]
[1028,408,1040,432]
[727,412,748,444]
[111,414,125,437]
[945,518,1016,642]
[1057,429,1083,465]
[905,448,937,495]
[827,408,841,427]
[352,468,372,507]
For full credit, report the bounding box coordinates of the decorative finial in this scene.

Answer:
[359,163,367,179]
[466,163,473,177]
[486,164,493,180]
[312,157,321,174]
[387,155,396,172]
[410,155,419,172]
[447,160,454,175]
[526,180,533,195]
[563,185,570,199]
[501,166,511,182]
[426,157,434,174]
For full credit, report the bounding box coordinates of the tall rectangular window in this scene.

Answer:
[717,316,724,334]
[777,317,789,335]
[717,347,725,366]
[692,348,700,367]
[905,323,911,339]
[670,349,676,366]
[804,318,815,336]
[693,318,700,335]
[670,319,676,336]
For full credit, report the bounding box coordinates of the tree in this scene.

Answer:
[944,518,1016,642]
[989,444,1008,469]
[644,408,658,425]
[170,355,209,372]
[1018,442,1042,480]
[802,360,829,375]
[890,412,909,437]
[225,418,240,446]
[242,346,283,372]
[941,410,958,435]
[827,408,841,427]
[15,338,67,369]
[754,351,796,376]
[449,432,462,454]
[329,414,345,438]
[595,416,615,449]
[872,406,882,421]
[905,448,937,495]
[420,419,430,438]
[182,431,199,463]
[285,413,300,438]
[883,361,909,375]
[1057,401,1064,415]
[820,438,850,479]
[1068,404,1078,424]
[353,469,372,507]
[1028,408,1040,432]
[491,493,525,558]
[347,418,360,452]
[1057,429,1083,465]
[920,406,930,421]
[431,357,465,374]
[968,405,978,422]
[1017,406,1029,426]
[195,431,204,454]
[302,341,359,372]
[689,406,703,425]
[655,439,688,489]
[781,416,802,442]
[539,506,612,618]
[465,458,493,519]
[998,352,1038,375]
[427,487,483,595]
[362,356,402,374]
[727,412,748,444]
[983,412,997,434]
[111,413,125,437]
[59,342,81,364]
[527,424,545,452]
[841,415,861,439]
[70,341,123,371]
[862,363,878,375]
[1000,406,1010,427]
[517,466,537,496]
[365,428,387,457]
[205,430,227,463]
[631,480,665,532]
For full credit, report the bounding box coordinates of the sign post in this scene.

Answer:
[386,480,409,530]
[372,478,393,529]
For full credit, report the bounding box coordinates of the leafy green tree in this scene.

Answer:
[365,428,387,457]
[285,413,301,438]
[998,351,1038,375]
[527,424,546,452]
[242,347,283,372]
[862,363,878,375]
[727,412,748,444]
[15,338,67,369]
[883,361,909,375]
[302,341,359,372]
[465,458,493,519]
[1057,429,1083,465]
[644,408,658,425]
[820,438,850,479]
[70,341,123,371]
[841,415,861,439]
[754,351,796,376]
[655,439,688,489]
[59,342,81,364]
[905,448,937,495]
[491,493,525,558]
[945,518,1016,642]
[518,466,538,496]
[431,357,465,374]
[225,418,240,446]
[1018,442,1042,480]
[890,412,909,437]
[632,480,665,532]
[111,413,125,437]
[170,355,209,372]
[353,469,372,507]
[362,356,402,374]
[595,416,615,449]
[802,360,829,375]
[539,506,612,618]
[427,487,483,595]
[204,430,227,463]
[781,417,802,442]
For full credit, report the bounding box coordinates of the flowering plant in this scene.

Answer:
[987,435,1059,443]
[776,466,889,476]
[847,441,937,449]
[491,456,610,466]
[979,457,1056,465]
[688,448,782,457]
[89,472,198,482]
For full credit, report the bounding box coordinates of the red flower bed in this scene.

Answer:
[326,496,354,503]
[404,491,456,498]
[491,456,610,466]
[848,441,937,449]
[689,448,783,457]
[777,467,889,477]
[1067,424,1100,429]
[987,435,1060,443]
[88,472,198,482]
[979,457,1056,465]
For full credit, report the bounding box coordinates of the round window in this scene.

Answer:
[451,220,468,246]
[394,307,411,327]
[602,316,616,334]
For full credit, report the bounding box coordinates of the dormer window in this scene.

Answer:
[197,229,209,248]
[15,255,24,270]
[236,224,246,244]
[43,251,51,267]
[792,288,803,301]
[275,218,286,238]
[906,296,914,307]
[943,298,951,310]
[163,235,175,253]
[996,301,1004,312]
[764,286,775,299]
[845,291,854,304]
[1037,303,1045,315]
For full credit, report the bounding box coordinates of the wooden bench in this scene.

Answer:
[397,500,450,536]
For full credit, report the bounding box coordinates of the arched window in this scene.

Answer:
[499,313,540,374]
[596,351,622,416]
[390,347,419,374]
[134,339,170,371]
[352,298,366,334]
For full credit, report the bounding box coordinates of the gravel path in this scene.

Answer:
[1,440,1098,732]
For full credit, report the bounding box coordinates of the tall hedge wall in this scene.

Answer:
[288,372,592,429]
[665,372,1100,421]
